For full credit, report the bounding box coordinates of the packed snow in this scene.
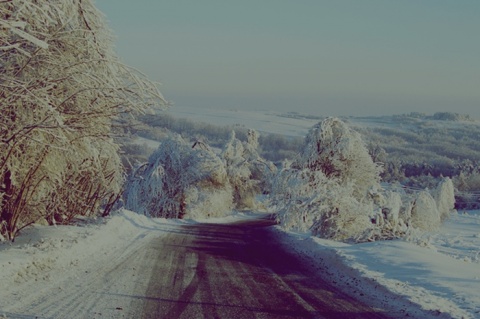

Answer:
[1,209,479,318]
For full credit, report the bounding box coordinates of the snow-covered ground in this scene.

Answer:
[0,210,186,318]
[1,209,478,318]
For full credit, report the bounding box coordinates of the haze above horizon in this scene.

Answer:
[96,0,480,119]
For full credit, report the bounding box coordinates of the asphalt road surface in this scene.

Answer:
[140,215,391,319]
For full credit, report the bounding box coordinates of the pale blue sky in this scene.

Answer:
[96,0,480,118]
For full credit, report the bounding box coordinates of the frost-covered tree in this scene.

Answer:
[295,118,383,200]
[272,118,382,241]
[0,0,165,240]
[272,118,455,242]
[124,136,232,219]
[272,165,375,241]
[222,130,276,209]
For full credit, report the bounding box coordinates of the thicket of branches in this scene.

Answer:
[0,0,165,240]
[131,110,480,205]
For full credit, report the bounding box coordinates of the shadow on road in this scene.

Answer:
[137,214,392,319]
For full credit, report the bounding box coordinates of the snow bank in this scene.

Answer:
[0,209,176,286]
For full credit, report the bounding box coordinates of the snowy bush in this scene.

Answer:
[272,167,328,233]
[295,118,382,200]
[433,178,455,221]
[222,130,276,210]
[124,136,233,219]
[310,187,375,242]
[184,186,233,219]
[381,191,402,225]
[410,191,441,231]
[273,165,377,241]
[366,191,412,240]
[0,0,165,240]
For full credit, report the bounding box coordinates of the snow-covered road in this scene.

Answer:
[1,210,477,318]
[0,213,390,318]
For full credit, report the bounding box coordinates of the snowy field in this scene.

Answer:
[0,210,479,318]
[166,106,319,137]
[166,105,480,138]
